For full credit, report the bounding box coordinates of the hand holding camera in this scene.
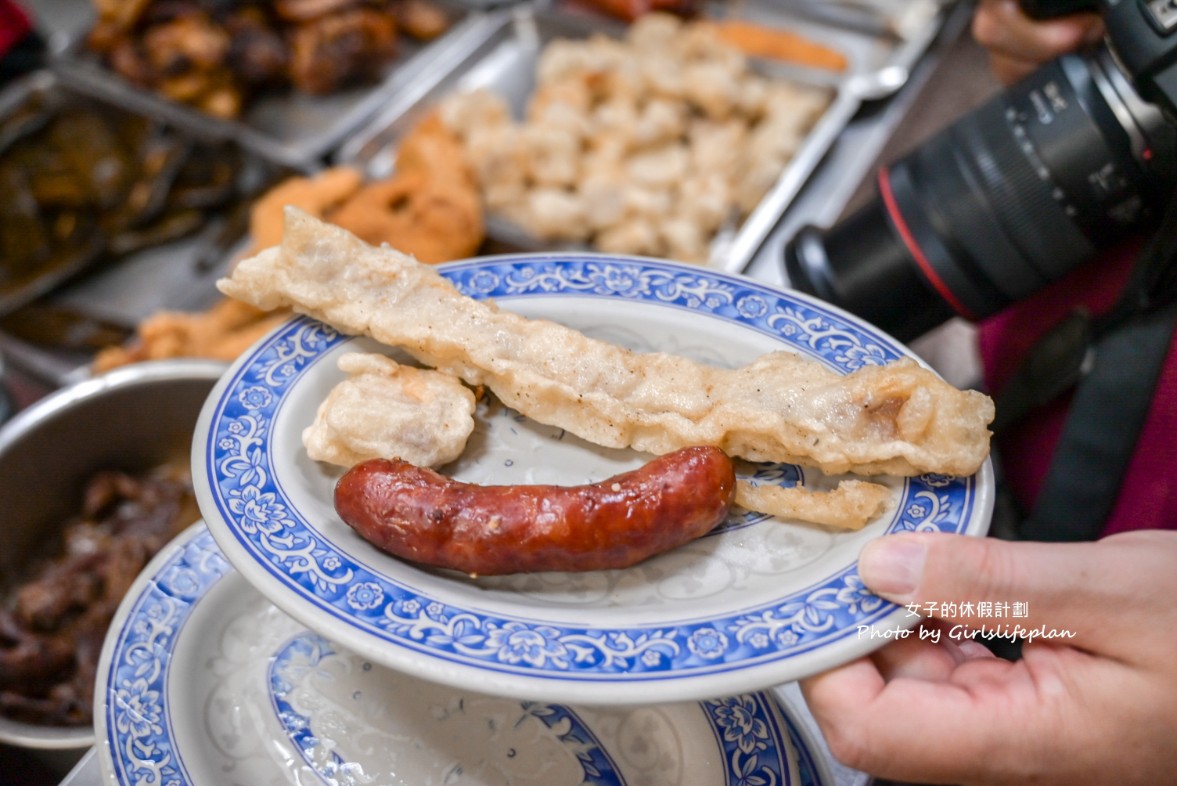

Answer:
[785,0,1177,342]
[974,0,1104,84]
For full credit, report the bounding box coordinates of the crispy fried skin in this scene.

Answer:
[220,210,994,477]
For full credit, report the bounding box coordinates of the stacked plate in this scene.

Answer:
[96,524,832,785]
[94,253,994,785]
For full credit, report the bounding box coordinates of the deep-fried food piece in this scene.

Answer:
[194,74,244,119]
[141,14,229,73]
[322,111,482,263]
[329,171,483,263]
[394,0,452,40]
[89,0,153,35]
[85,10,226,116]
[275,0,357,23]
[87,0,452,120]
[246,166,365,254]
[711,20,848,72]
[92,298,290,372]
[93,9,245,118]
[245,112,482,263]
[394,113,475,184]
[735,479,891,531]
[304,352,476,468]
[220,210,994,477]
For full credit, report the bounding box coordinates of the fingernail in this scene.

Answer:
[858,536,927,601]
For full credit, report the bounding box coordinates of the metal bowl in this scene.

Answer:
[0,359,226,751]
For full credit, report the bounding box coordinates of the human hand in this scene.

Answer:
[799,530,1177,785]
[972,0,1104,84]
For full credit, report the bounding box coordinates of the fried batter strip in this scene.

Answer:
[220,209,994,477]
[735,479,891,531]
[306,354,888,528]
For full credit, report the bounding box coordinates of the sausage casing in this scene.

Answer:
[333,445,735,575]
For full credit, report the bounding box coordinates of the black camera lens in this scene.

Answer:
[785,48,1176,342]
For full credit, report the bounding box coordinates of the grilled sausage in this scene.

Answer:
[334,445,735,575]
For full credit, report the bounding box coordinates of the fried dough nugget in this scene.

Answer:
[90,0,153,35]
[394,0,452,41]
[303,352,476,468]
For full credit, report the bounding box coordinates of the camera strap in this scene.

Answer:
[996,195,1177,542]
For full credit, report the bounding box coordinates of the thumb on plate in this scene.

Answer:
[855,532,1134,651]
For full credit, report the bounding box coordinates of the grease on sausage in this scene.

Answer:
[334,445,735,575]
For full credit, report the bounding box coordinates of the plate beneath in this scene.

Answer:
[193,254,993,705]
[96,523,837,786]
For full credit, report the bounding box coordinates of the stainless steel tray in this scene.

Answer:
[335,0,950,272]
[0,71,102,317]
[47,2,490,170]
[0,69,279,320]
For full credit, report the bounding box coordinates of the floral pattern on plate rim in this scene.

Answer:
[198,256,980,681]
[101,525,830,786]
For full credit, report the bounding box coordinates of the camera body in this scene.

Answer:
[784,0,1177,341]
[1028,0,1177,116]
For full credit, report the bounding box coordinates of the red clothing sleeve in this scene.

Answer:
[0,0,32,57]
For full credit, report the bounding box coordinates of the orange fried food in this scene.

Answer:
[326,112,484,262]
[244,110,484,264]
[92,298,291,372]
[329,169,480,263]
[394,112,473,182]
[394,0,452,40]
[246,166,364,254]
[330,170,483,263]
[711,20,848,72]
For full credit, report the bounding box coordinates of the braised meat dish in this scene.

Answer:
[85,0,455,118]
[0,465,197,726]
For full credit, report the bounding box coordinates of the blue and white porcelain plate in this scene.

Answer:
[193,254,993,705]
[96,523,837,786]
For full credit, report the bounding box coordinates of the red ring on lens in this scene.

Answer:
[877,167,978,321]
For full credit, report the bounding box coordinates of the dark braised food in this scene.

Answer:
[85,0,457,119]
[0,87,261,315]
[0,466,197,727]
